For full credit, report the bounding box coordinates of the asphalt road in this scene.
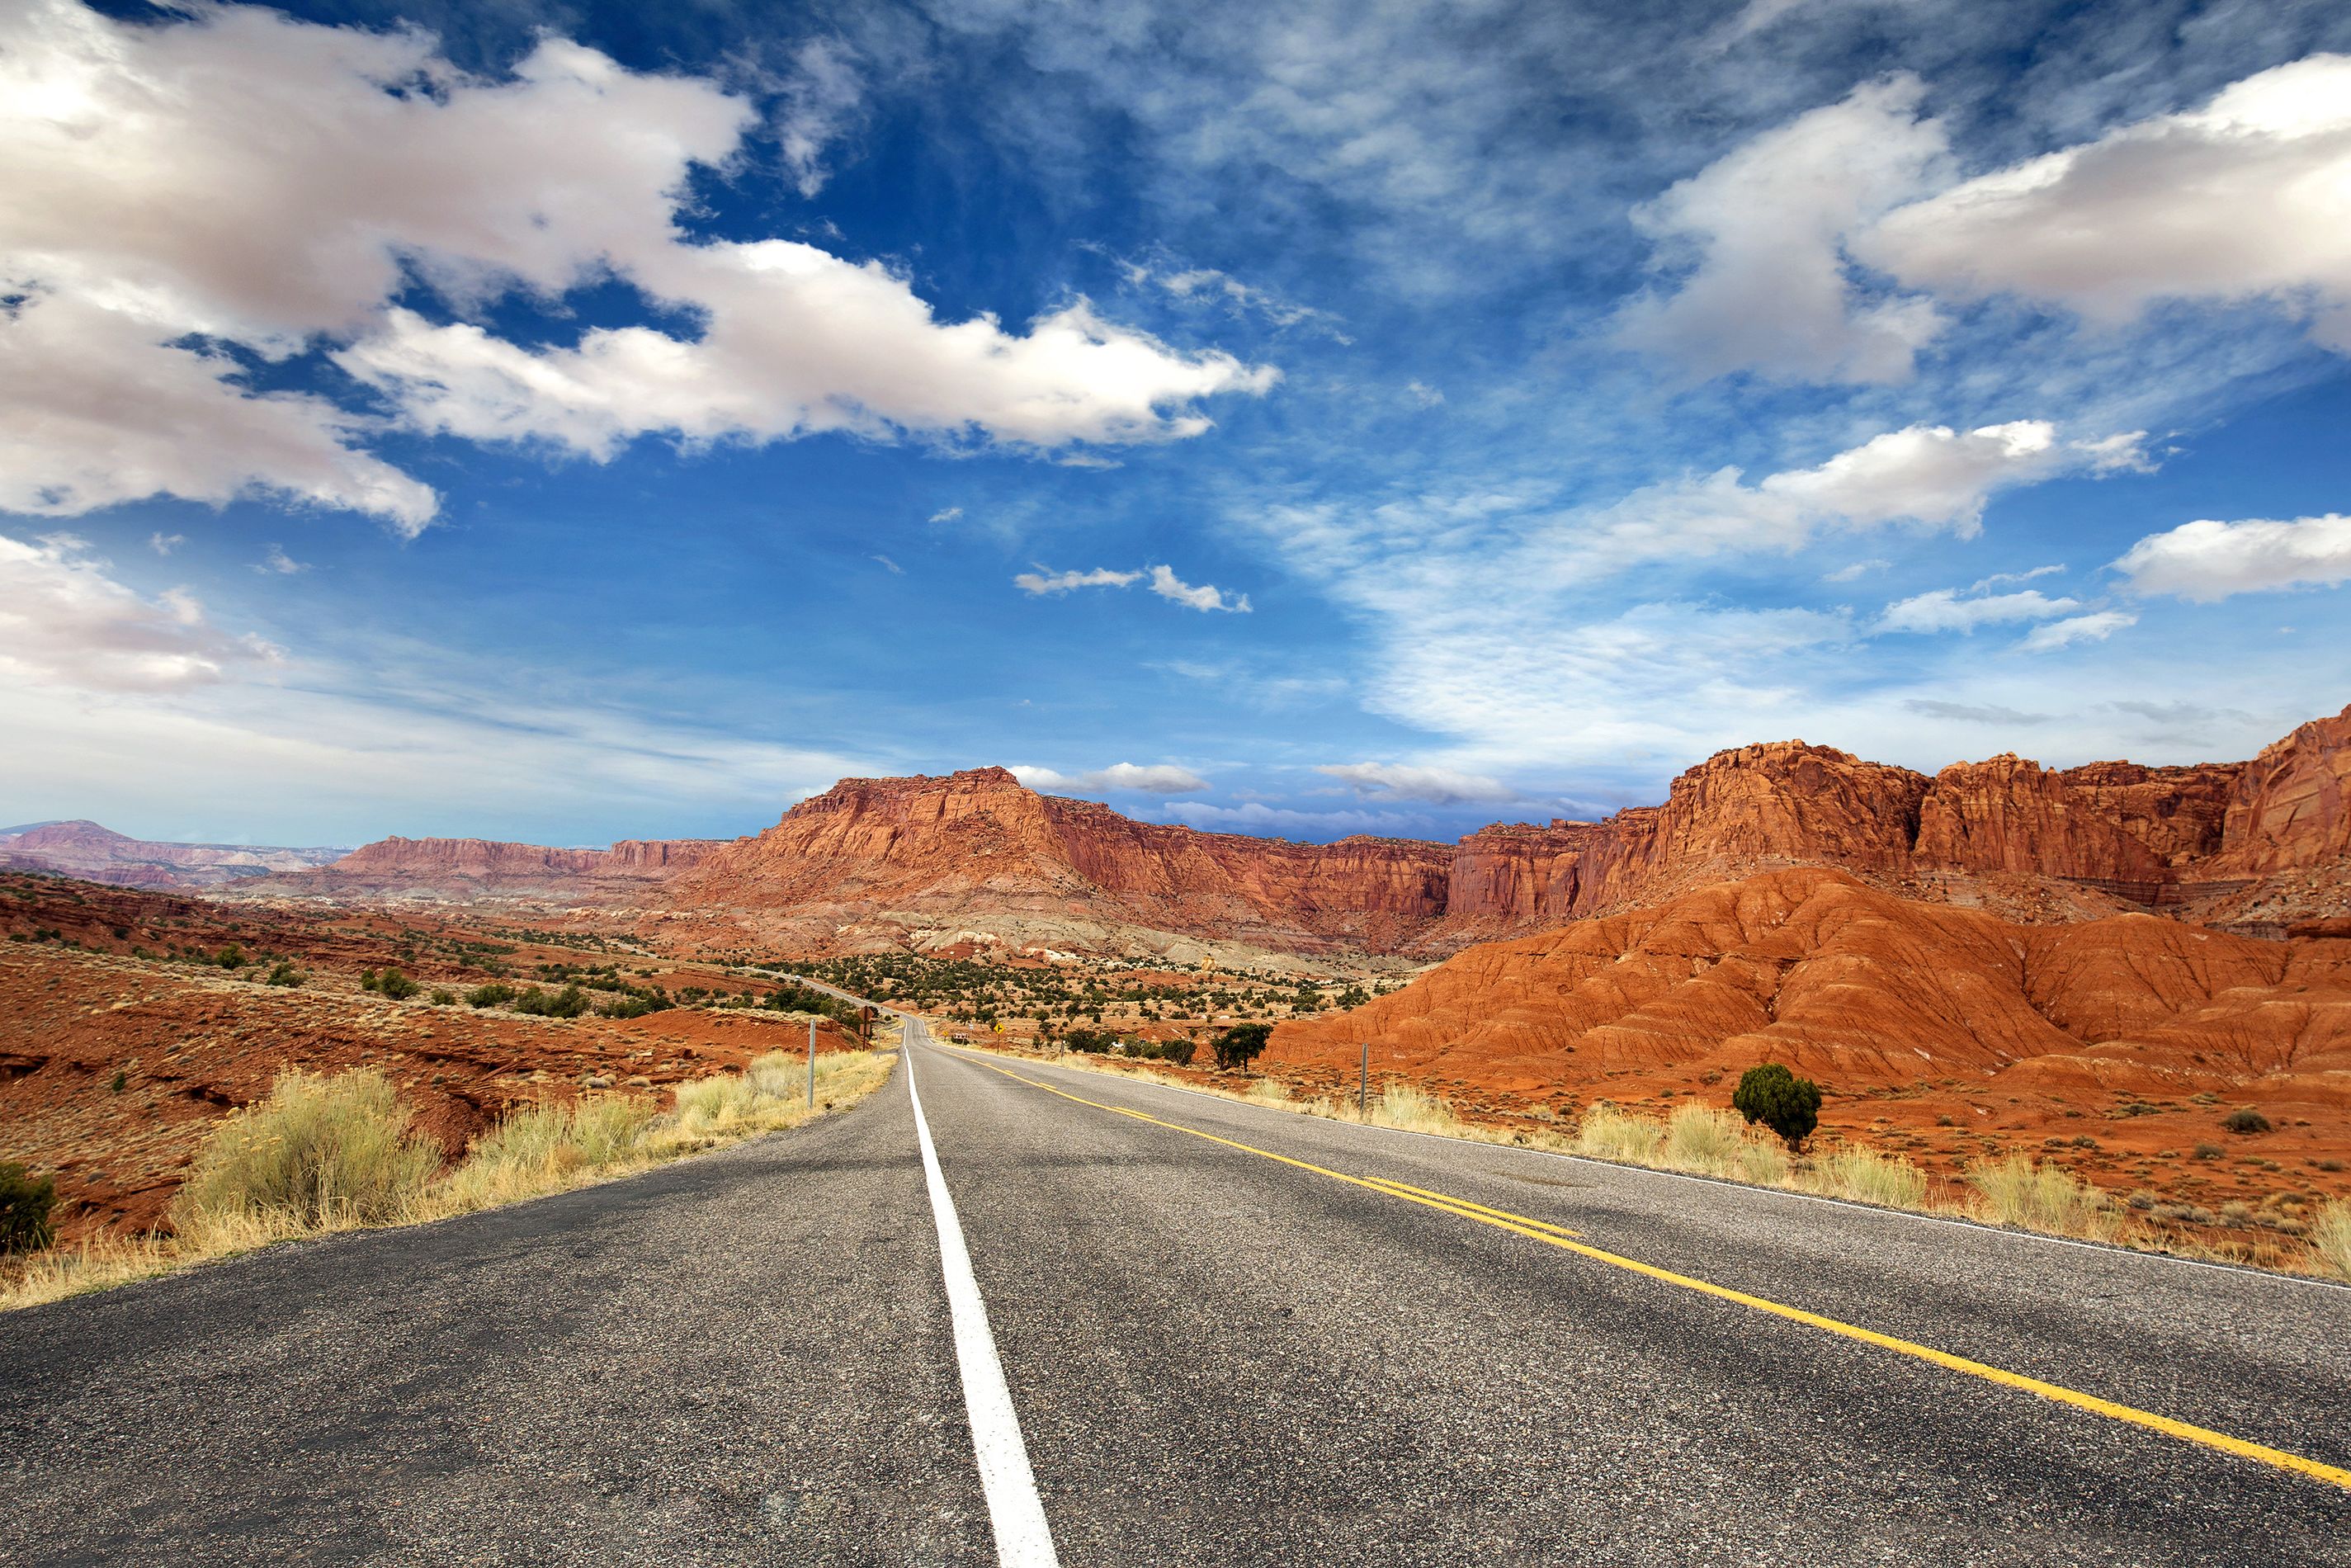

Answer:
[4,1018,2349,1566]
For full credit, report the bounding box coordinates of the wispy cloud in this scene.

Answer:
[1013,563,1250,612]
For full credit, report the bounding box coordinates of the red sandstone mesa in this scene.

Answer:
[259,703,2351,952]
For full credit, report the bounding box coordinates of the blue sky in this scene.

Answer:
[5,0,2350,847]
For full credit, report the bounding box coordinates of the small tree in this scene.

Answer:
[0,1162,57,1254]
[1733,1062,1821,1150]
[1211,1023,1272,1073]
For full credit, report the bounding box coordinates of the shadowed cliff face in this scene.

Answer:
[254,705,2351,954]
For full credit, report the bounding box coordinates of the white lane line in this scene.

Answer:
[904,1033,1060,1567]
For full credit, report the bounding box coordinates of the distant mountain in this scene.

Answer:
[250,701,2351,959]
[0,820,349,890]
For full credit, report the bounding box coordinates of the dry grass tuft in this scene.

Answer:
[1576,1103,1665,1164]
[1970,1155,2126,1242]
[2312,1200,2351,1282]
[3,1049,896,1314]
[1370,1084,1471,1137]
[1803,1145,1930,1209]
[1659,1104,1748,1177]
[172,1069,440,1244]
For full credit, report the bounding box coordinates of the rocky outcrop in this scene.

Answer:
[1272,865,2351,1086]
[234,701,2351,952]
[2216,707,2351,874]
[676,767,1454,952]
[269,834,725,900]
[1913,757,2237,881]
[0,820,345,890]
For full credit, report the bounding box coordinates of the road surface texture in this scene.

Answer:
[3,1017,2347,1566]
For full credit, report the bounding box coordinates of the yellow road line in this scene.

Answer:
[947,1048,2351,1495]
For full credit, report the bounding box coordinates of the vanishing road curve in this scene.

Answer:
[4,1013,2348,1566]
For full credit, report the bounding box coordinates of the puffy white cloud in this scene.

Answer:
[1145,564,1251,613]
[339,273,1273,459]
[1014,565,1144,595]
[1315,763,1516,805]
[1613,77,1951,384]
[2111,513,2351,600]
[2018,611,2136,651]
[0,531,280,692]
[1013,562,1251,611]
[1011,763,1209,794]
[1875,586,2080,634]
[0,291,438,532]
[1858,55,2351,352]
[0,1,1268,531]
[1560,420,2142,575]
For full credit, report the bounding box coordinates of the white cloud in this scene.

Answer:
[1875,587,2080,635]
[774,37,863,198]
[871,554,904,574]
[255,545,309,576]
[1559,420,2142,576]
[2112,513,2351,601]
[1013,562,1250,611]
[1971,563,2065,590]
[928,507,965,523]
[1822,558,1889,582]
[0,2,1269,533]
[0,531,280,692]
[1859,54,2351,352]
[1013,565,1143,596]
[149,532,185,555]
[1613,76,1951,384]
[1315,762,1516,805]
[2018,611,2136,651]
[1011,763,1209,794]
[1404,380,1444,408]
[1145,564,1251,613]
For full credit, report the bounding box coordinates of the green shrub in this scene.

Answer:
[512,984,590,1019]
[1064,1029,1113,1055]
[173,1070,440,1235]
[1211,1023,1272,1072]
[596,993,666,1019]
[1732,1062,1822,1150]
[374,968,420,1001]
[264,960,302,987]
[215,944,244,969]
[0,1162,57,1254]
[108,1068,128,1093]
[1159,1038,1197,1067]
[2221,1108,2272,1135]
[466,981,519,1008]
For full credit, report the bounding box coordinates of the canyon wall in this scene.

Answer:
[248,703,2351,952]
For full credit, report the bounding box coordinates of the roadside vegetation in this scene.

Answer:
[955,1036,2351,1283]
[0,1041,897,1313]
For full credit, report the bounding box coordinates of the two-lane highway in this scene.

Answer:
[3,1019,2347,1565]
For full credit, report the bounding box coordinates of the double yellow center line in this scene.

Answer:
[950,1049,2351,1495]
